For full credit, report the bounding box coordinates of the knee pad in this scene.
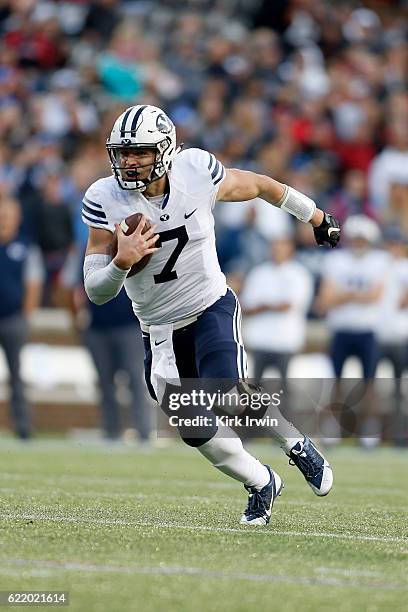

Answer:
[181,433,217,448]
[160,385,218,443]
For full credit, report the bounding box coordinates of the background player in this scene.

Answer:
[83,104,340,526]
[316,215,387,446]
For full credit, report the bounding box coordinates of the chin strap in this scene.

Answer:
[113,143,184,191]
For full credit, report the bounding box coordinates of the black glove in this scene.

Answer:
[313,213,341,248]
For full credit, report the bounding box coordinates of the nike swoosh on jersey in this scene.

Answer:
[328,227,340,236]
[154,339,167,346]
[184,209,197,219]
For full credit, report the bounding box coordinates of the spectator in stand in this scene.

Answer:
[0,195,43,439]
[240,237,313,382]
[30,69,99,142]
[84,0,121,44]
[384,179,408,236]
[368,118,408,215]
[333,120,377,175]
[328,169,377,225]
[4,1,68,70]
[97,22,145,102]
[32,170,75,306]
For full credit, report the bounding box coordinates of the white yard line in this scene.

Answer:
[0,471,405,497]
[0,558,405,590]
[0,567,56,578]
[0,438,406,462]
[0,487,213,505]
[1,485,407,515]
[0,512,406,544]
[316,567,384,578]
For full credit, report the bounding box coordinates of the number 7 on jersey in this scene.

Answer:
[153,226,189,284]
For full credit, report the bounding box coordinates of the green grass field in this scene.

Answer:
[0,438,407,611]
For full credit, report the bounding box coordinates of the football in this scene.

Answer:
[110,212,153,277]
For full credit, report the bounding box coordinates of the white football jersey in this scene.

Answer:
[82,148,228,325]
[377,257,408,343]
[240,260,313,352]
[322,248,389,332]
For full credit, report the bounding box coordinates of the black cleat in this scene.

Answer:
[287,437,333,496]
[240,465,284,526]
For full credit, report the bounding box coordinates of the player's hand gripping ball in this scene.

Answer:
[110,213,153,277]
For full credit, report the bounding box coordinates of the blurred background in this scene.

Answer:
[0,0,407,445]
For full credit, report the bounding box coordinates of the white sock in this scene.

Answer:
[264,403,304,453]
[197,426,270,491]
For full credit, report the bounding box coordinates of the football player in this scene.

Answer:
[82,104,340,526]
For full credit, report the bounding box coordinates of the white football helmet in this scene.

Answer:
[106,104,178,191]
[343,215,381,243]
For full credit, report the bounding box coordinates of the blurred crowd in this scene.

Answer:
[0,0,407,441]
[0,0,407,287]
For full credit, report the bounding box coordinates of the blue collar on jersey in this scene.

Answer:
[161,191,170,209]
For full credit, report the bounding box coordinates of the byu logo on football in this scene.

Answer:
[156,113,173,134]
[160,214,170,221]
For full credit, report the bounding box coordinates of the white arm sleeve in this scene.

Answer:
[278,185,316,222]
[83,254,130,305]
